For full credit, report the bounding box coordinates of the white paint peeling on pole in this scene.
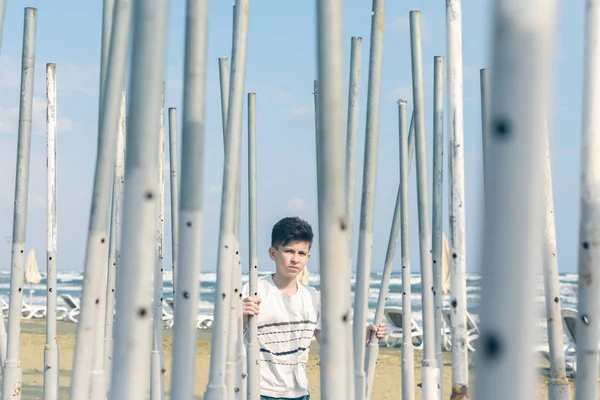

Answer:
[70,0,133,396]
[431,54,444,398]
[170,1,209,397]
[353,2,385,398]
[246,92,260,400]
[575,2,600,399]
[168,107,179,303]
[344,37,362,400]
[104,90,127,395]
[151,82,166,400]
[1,8,37,400]
[445,1,469,397]
[108,0,169,397]
[398,99,416,400]
[541,115,571,400]
[205,1,250,397]
[474,0,557,398]
[43,62,59,400]
[409,10,440,399]
[315,0,350,398]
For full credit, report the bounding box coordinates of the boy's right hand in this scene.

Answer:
[242,296,261,316]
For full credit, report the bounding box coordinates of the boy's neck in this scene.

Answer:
[272,273,298,294]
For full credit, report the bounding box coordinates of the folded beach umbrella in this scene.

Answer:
[24,249,42,304]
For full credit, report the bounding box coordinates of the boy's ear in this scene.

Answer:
[268,246,276,261]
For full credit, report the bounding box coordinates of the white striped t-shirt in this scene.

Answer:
[242,274,321,398]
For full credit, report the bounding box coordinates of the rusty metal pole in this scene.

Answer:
[575,2,600,399]
[474,0,557,399]
[2,9,37,400]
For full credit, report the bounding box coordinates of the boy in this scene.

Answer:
[242,216,386,400]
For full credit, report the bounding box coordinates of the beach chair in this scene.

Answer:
[382,306,423,349]
[165,298,213,330]
[60,294,81,323]
[0,297,9,317]
[21,301,47,319]
[441,308,480,352]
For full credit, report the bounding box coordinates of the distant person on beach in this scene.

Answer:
[242,216,386,400]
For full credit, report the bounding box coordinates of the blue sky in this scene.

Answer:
[0,1,586,274]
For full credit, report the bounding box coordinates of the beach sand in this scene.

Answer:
[12,320,579,399]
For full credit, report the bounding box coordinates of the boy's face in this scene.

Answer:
[269,240,311,281]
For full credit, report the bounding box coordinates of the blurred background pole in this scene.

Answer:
[168,107,179,303]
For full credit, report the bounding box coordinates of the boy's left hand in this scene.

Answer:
[366,322,387,344]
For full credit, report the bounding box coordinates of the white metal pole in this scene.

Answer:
[409,10,440,399]
[246,92,259,400]
[474,0,557,399]
[103,90,127,396]
[315,0,350,398]
[108,0,169,397]
[541,116,571,400]
[352,2,385,398]
[43,62,59,400]
[575,1,600,399]
[205,1,250,398]
[170,1,209,398]
[150,82,166,400]
[398,99,416,400]
[2,9,37,400]
[219,58,230,137]
[168,107,180,304]
[480,68,490,184]
[446,1,469,398]
[70,0,133,396]
[431,54,444,399]
[344,36,362,400]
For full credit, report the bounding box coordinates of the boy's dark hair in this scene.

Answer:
[271,217,314,249]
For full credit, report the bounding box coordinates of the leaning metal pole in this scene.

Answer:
[315,0,350,398]
[474,0,557,399]
[575,2,600,399]
[108,0,170,397]
[2,9,37,400]
[168,107,180,304]
[409,10,440,399]
[352,2,385,398]
[204,1,250,397]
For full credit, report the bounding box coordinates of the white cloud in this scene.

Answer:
[286,197,308,214]
[289,104,313,119]
[387,15,433,44]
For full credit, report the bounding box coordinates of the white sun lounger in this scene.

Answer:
[382,306,423,349]
[441,308,480,352]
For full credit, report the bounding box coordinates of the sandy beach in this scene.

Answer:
[7,319,585,399]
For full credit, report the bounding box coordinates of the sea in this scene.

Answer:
[2,270,580,342]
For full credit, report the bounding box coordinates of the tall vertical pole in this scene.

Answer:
[104,90,127,395]
[0,0,6,54]
[446,2,469,398]
[170,1,209,398]
[474,0,557,398]
[246,92,259,400]
[168,107,180,303]
[205,1,250,397]
[1,9,37,400]
[344,37,362,400]
[352,2,385,398]
[108,0,169,397]
[431,55,444,399]
[575,2,600,399]
[71,0,133,396]
[43,62,59,400]
[100,0,115,105]
[399,99,415,400]
[151,82,166,400]
[315,0,349,398]
[480,68,490,184]
[409,10,440,399]
[219,58,230,135]
[541,118,571,400]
